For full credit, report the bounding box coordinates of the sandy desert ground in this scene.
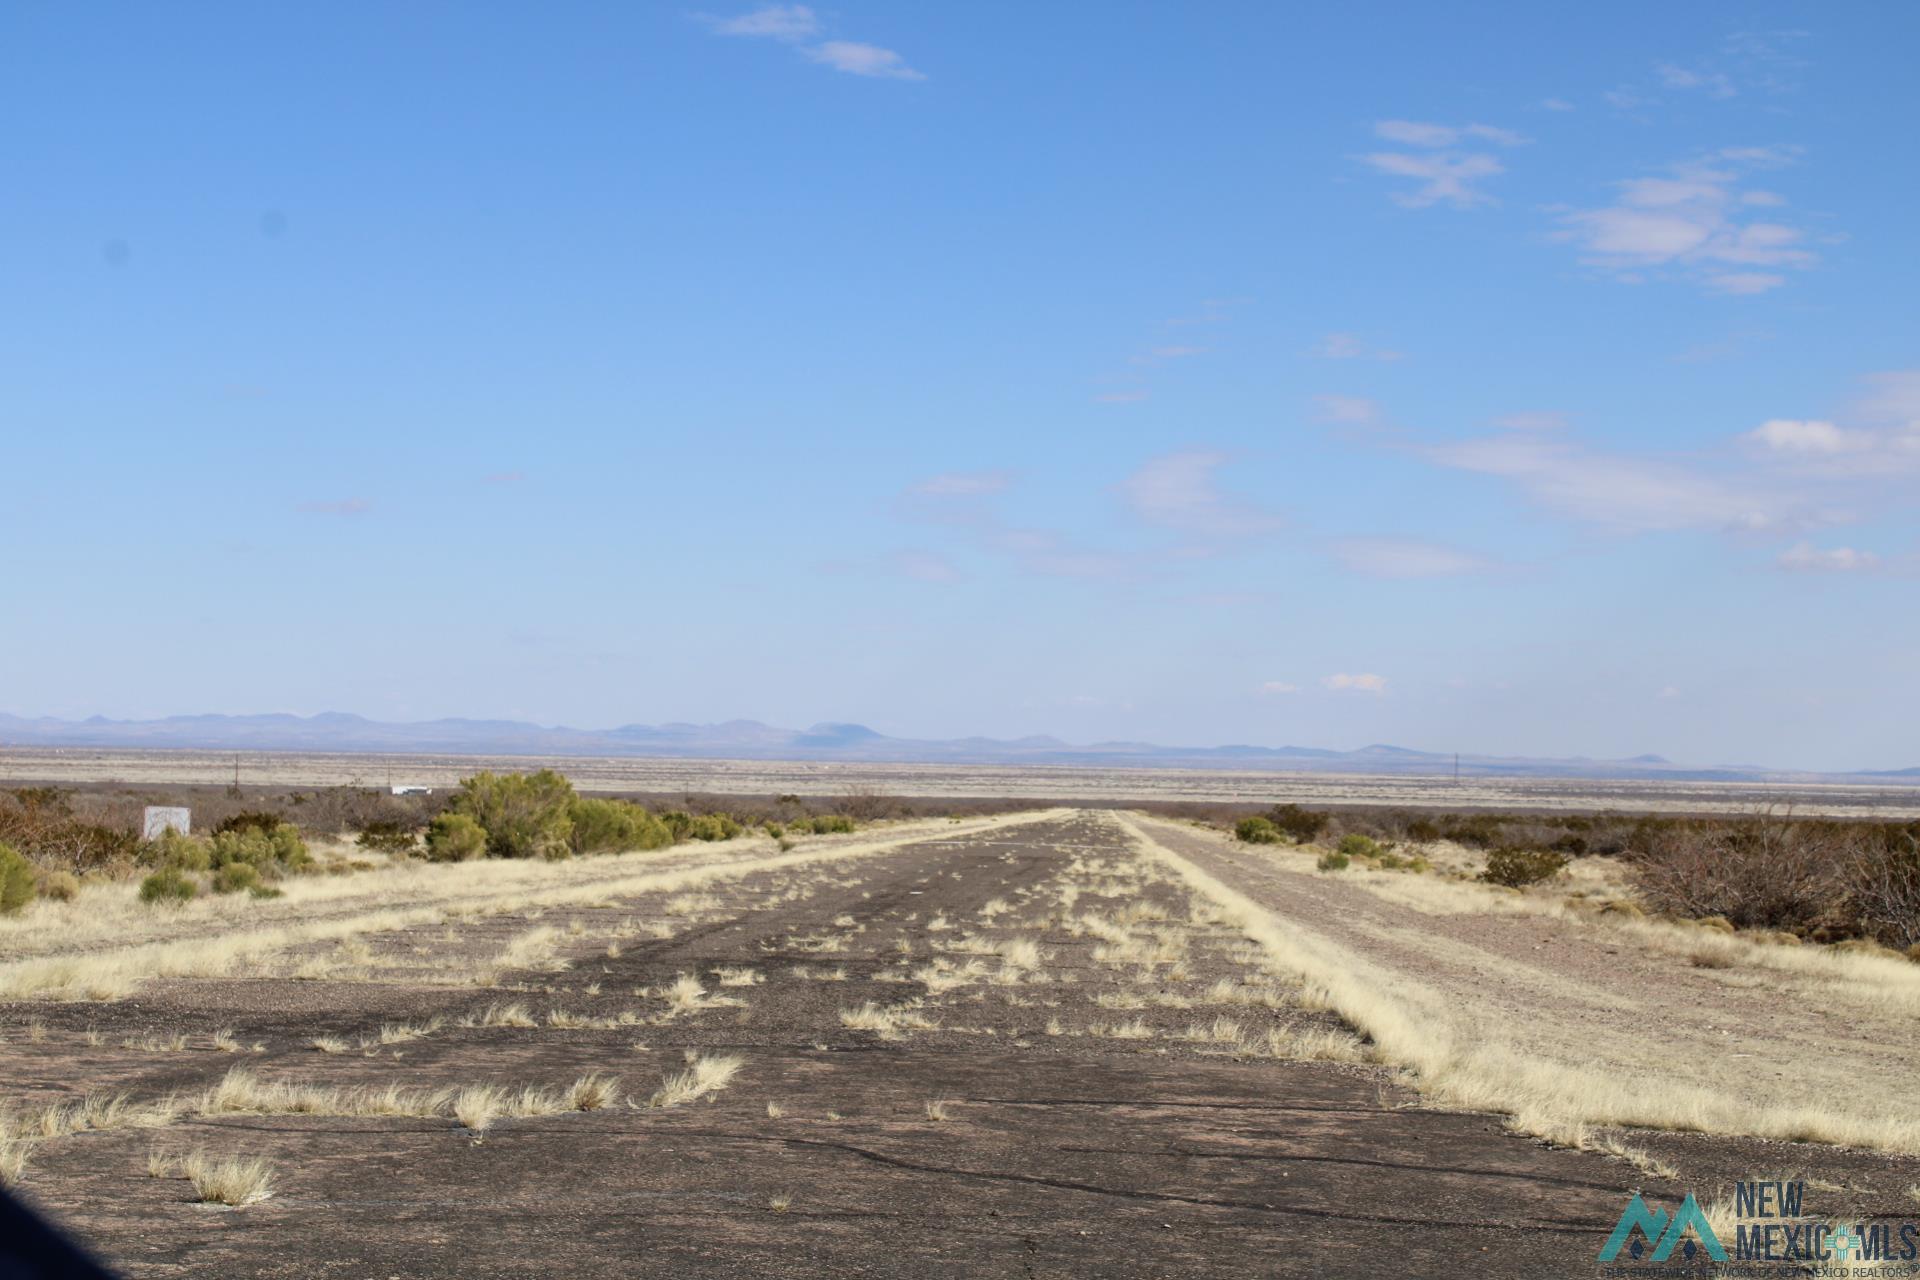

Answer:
[7,746,1920,817]
[5,809,1918,1277]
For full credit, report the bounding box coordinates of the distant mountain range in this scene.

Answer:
[2,711,1915,783]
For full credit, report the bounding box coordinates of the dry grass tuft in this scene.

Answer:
[184,1151,276,1206]
[838,1002,939,1037]
[644,1054,744,1109]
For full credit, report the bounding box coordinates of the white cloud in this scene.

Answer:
[1656,685,1682,699]
[707,4,818,40]
[1426,431,1806,534]
[1314,394,1382,425]
[1742,387,1920,476]
[1257,681,1300,696]
[1323,673,1388,694]
[1331,537,1495,578]
[1553,154,1818,293]
[1361,151,1506,209]
[1776,542,1879,573]
[1361,120,1523,208]
[704,8,923,81]
[1117,451,1285,539]
[1709,272,1786,295]
[805,41,924,80]
[1746,419,1860,455]
[1373,120,1524,148]
[1657,63,1737,98]
[1541,98,1576,112]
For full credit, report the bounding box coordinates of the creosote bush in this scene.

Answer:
[139,867,198,905]
[424,814,488,862]
[1480,846,1568,888]
[1337,834,1381,860]
[1269,804,1329,843]
[356,820,419,855]
[1316,849,1350,873]
[1234,816,1281,845]
[446,770,577,860]
[0,843,37,915]
[568,797,673,855]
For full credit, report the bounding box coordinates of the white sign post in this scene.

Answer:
[141,806,191,840]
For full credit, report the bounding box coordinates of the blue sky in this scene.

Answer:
[3,3,1917,770]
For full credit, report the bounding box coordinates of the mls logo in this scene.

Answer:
[1599,1193,1727,1263]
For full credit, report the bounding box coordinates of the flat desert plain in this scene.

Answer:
[7,746,1920,816]
[6,810,1920,1277]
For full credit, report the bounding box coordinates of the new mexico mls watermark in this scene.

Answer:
[1598,1180,1920,1278]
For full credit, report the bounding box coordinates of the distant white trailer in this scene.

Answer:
[141,806,191,839]
[390,785,431,796]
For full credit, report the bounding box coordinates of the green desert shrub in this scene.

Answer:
[447,770,575,859]
[1480,846,1569,889]
[210,862,263,895]
[356,820,420,855]
[212,811,287,837]
[1316,849,1350,873]
[1269,804,1329,843]
[805,814,855,835]
[1404,818,1442,842]
[208,823,313,876]
[145,829,212,873]
[1234,816,1281,844]
[424,813,489,862]
[1337,834,1381,860]
[567,797,674,855]
[687,814,742,842]
[139,867,198,905]
[0,843,37,915]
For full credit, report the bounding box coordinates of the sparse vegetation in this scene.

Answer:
[0,842,37,915]
[424,812,489,862]
[138,867,198,905]
[1480,846,1568,889]
[1234,816,1280,844]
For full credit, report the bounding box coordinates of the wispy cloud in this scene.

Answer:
[1360,119,1524,209]
[1551,149,1817,294]
[701,6,923,81]
[1116,451,1285,539]
[1426,430,1806,534]
[1323,672,1388,694]
[295,498,371,516]
[805,41,924,80]
[1656,62,1737,98]
[1776,542,1879,574]
[1313,394,1383,426]
[706,3,818,39]
[1309,332,1402,362]
[1257,681,1300,695]
[894,470,1136,581]
[1331,537,1496,578]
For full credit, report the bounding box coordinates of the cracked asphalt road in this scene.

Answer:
[6,812,1703,1278]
